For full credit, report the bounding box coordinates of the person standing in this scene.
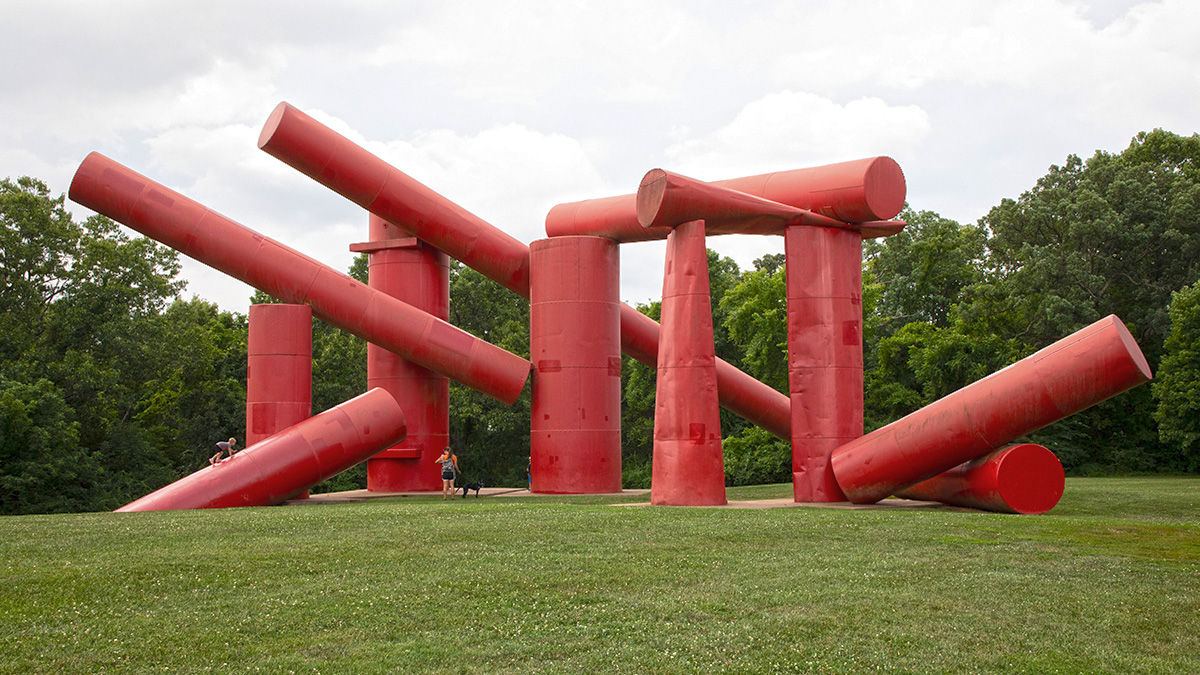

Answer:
[435,447,459,499]
[209,437,237,466]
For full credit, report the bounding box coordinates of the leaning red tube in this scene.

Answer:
[894,443,1065,515]
[636,169,851,234]
[255,102,792,440]
[831,315,1153,504]
[68,152,530,406]
[548,156,907,242]
[116,388,407,511]
[258,102,532,297]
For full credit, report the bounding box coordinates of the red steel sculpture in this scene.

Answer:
[256,102,793,443]
[69,152,530,406]
[116,388,407,511]
[831,315,1153,504]
[354,215,451,492]
[530,236,623,493]
[895,443,1066,515]
[651,220,727,506]
[247,303,314,498]
[75,98,1157,513]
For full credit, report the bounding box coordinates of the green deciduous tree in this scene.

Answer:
[1154,282,1200,471]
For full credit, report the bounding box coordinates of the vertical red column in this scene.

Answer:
[362,214,451,492]
[529,236,622,493]
[786,225,863,502]
[651,220,727,506]
[247,303,313,497]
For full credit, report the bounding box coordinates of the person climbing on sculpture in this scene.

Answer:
[435,446,459,499]
[209,437,237,466]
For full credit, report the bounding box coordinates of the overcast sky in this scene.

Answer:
[3,0,1197,312]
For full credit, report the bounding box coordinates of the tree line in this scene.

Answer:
[2,130,1198,514]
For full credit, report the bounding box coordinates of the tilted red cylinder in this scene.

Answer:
[116,388,407,511]
[362,215,451,492]
[530,237,623,493]
[831,315,1153,504]
[253,102,792,440]
[68,153,530,405]
[258,102,532,297]
[894,443,1066,515]
[547,157,907,242]
[786,225,862,502]
[651,220,727,506]
[637,169,858,234]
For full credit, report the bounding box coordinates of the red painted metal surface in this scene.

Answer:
[247,303,313,499]
[547,157,907,243]
[832,315,1153,504]
[786,225,862,502]
[530,236,623,493]
[651,220,726,506]
[258,102,531,297]
[362,215,451,492]
[69,153,530,405]
[116,388,407,511]
[637,169,862,234]
[246,303,312,446]
[895,443,1065,514]
[253,102,791,441]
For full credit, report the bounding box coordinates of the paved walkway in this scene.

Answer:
[286,488,965,511]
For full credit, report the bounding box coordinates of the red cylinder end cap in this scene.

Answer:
[996,443,1065,514]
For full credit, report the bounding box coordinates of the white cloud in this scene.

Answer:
[663,91,932,179]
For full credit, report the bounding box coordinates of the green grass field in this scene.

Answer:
[1,478,1197,674]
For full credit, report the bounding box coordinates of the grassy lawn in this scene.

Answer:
[1,478,1197,674]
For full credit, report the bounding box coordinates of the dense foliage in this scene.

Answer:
[2,129,1197,514]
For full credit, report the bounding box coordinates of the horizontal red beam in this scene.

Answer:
[547,156,907,242]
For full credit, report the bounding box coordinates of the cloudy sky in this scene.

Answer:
[3,0,1197,312]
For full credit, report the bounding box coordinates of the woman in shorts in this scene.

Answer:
[435,447,459,499]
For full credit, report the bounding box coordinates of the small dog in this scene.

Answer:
[461,480,484,498]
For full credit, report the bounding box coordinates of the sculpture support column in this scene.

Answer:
[529,237,622,493]
[247,303,313,497]
[651,220,726,506]
[359,215,450,492]
[786,225,862,502]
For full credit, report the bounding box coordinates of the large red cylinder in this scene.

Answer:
[547,157,907,242]
[651,220,727,506]
[247,303,313,500]
[363,216,451,492]
[253,102,790,439]
[246,303,312,446]
[529,237,623,493]
[786,225,862,502]
[68,153,530,405]
[895,443,1066,515]
[831,315,1153,504]
[116,388,407,511]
